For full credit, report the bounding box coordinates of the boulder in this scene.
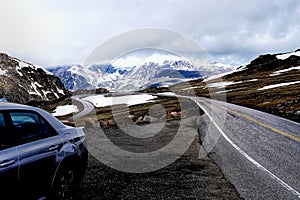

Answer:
[143,115,157,123]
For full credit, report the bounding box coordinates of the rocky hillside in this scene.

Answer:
[0,53,69,104]
[170,49,300,122]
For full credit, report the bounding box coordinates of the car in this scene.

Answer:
[0,102,88,199]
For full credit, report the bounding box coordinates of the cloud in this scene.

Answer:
[112,50,182,67]
[0,0,299,67]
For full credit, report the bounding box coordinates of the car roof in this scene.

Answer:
[0,102,33,109]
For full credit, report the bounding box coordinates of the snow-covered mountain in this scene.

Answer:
[49,60,234,92]
[0,53,69,104]
[48,64,128,91]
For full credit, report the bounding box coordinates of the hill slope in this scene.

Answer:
[0,53,69,104]
[171,49,300,122]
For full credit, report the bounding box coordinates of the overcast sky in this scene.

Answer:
[0,0,299,67]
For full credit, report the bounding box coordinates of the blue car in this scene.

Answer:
[0,102,88,199]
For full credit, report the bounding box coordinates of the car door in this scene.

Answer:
[9,111,64,198]
[0,112,19,198]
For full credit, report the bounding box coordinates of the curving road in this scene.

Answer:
[71,94,300,199]
[194,97,300,200]
[69,95,95,120]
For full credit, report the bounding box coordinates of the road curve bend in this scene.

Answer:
[70,95,95,120]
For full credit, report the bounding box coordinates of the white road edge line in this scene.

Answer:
[194,98,300,199]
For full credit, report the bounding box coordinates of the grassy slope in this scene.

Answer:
[72,96,203,127]
[170,55,300,123]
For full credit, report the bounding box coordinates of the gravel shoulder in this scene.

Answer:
[73,117,242,200]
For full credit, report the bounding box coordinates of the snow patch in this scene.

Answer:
[16,70,23,76]
[56,86,65,95]
[207,81,242,88]
[276,51,300,60]
[182,86,204,91]
[216,90,231,94]
[15,64,23,76]
[53,82,65,95]
[84,94,156,108]
[44,69,53,75]
[35,82,43,88]
[52,92,59,98]
[257,81,300,90]
[0,69,7,76]
[17,60,31,68]
[270,66,300,76]
[52,105,79,117]
[42,91,51,100]
[157,92,176,96]
[248,79,258,82]
[29,82,42,96]
[17,60,43,71]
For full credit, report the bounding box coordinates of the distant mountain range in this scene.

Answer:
[0,53,69,104]
[48,60,234,91]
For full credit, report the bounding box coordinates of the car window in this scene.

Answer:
[0,113,10,150]
[0,113,5,127]
[9,112,57,144]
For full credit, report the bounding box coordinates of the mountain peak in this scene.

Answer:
[49,59,234,92]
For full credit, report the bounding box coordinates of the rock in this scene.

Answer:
[99,120,109,128]
[143,115,157,123]
[99,119,116,128]
[135,116,143,124]
[128,115,135,119]
[171,111,181,118]
[108,119,116,127]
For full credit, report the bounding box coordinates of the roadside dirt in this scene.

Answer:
[73,118,242,200]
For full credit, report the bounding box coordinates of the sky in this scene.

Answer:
[0,0,299,68]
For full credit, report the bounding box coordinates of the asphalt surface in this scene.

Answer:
[194,97,300,200]
[70,95,95,120]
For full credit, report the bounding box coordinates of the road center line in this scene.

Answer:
[223,106,300,143]
[194,99,300,199]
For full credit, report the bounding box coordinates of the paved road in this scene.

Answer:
[194,97,300,200]
[69,95,95,120]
